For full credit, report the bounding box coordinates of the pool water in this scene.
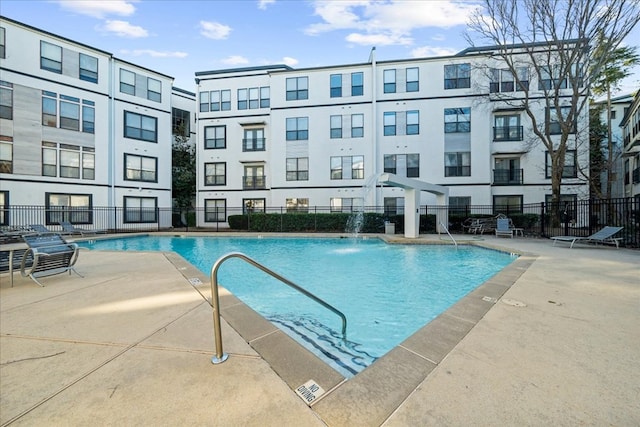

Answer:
[79,236,515,377]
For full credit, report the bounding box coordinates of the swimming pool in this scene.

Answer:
[79,236,515,377]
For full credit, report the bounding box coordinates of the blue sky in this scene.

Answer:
[2,0,639,94]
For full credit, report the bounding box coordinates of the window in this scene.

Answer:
[384,197,404,215]
[286,157,308,181]
[124,111,157,142]
[547,106,576,135]
[243,199,265,213]
[330,74,342,97]
[494,157,522,185]
[351,72,363,96]
[490,67,529,93]
[286,198,308,213]
[204,162,226,185]
[41,41,62,73]
[147,78,161,102]
[41,142,94,179]
[45,193,92,225]
[79,53,98,83]
[238,87,261,110]
[204,126,226,149]
[120,69,136,95]
[445,152,471,177]
[611,110,617,120]
[172,108,190,135]
[0,27,5,59]
[124,153,157,182]
[493,195,523,214]
[406,67,419,92]
[351,114,364,138]
[330,197,363,213]
[384,154,420,178]
[0,191,8,226]
[493,114,522,141]
[449,196,471,213]
[205,199,226,222]
[330,115,342,138]
[0,80,12,120]
[221,90,231,110]
[205,90,231,112]
[444,107,470,133]
[260,87,270,108]
[384,69,396,93]
[42,91,57,126]
[384,112,396,136]
[539,65,569,90]
[60,95,80,131]
[238,89,247,110]
[0,136,12,174]
[82,100,95,134]
[406,110,419,135]
[243,128,265,151]
[286,77,308,100]
[249,87,259,109]
[444,63,470,89]
[124,196,157,223]
[41,91,94,133]
[286,117,308,141]
[330,156,364,180]
[545,150,577,178]
[244,165,265,189]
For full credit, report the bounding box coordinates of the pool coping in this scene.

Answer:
[76,232,535,425]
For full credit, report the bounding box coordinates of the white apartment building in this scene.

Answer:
[0,17,194,230]
[620,91,640,201]
[195,44,590,228]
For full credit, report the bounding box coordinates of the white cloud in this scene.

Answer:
[221,55,249,65]
[306,0,480,46]
[100,20,148,38]
[282,57,299,66]
[120,49,188,58]
[257,0,275,10]
[410,45,458,58]
[56,0,136,19]
[200,21,231,40]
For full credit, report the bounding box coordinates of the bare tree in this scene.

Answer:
[465,0,639,219]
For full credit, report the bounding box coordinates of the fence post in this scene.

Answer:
[540,202,545,237]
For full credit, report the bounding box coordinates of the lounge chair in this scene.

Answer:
[20,233,82,286]
[59,221,105,236]
[495,218,513,238]
[29,224,52,233]
[550,226,623,249]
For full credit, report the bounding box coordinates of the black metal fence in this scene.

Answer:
[1,197,638,247]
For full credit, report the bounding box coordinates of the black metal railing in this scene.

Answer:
[493,169,523,185]
[493,126,523,141]
[243,175,266,189]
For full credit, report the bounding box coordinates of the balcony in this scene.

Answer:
[493,126,523,141]
[444,166,471,177]
[243,138,266,152]
[243,175,266,190]
[493,169,523,185]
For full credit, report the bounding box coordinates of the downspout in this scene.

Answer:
[369,47,378,207]
[108,58,117,228]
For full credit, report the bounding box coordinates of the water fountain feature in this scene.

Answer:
[345,173,383,237]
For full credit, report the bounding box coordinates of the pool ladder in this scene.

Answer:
[439,221,458,249]
[208,252,348,364]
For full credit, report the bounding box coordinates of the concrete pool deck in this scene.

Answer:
[1,233,638,426]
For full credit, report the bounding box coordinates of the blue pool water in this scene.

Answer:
[79,236,515,377]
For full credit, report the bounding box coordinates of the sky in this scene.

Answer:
[2,0,639,95]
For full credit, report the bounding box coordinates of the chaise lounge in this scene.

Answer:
[20,233,82,286]
[550,226,624,249]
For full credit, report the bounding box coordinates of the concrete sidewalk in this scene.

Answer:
[1,235,639,426]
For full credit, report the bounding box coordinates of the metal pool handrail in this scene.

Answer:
[209,251,348,364]
[439,221,458,249]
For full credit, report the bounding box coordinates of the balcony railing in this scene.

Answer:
[493,168,523,185]
[243,175,266,189]
[243,138,266,152]
[493,126,523,141]
[444,166,471,177]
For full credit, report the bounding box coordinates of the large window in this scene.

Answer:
[147,78,162,102]
[243,128,265,151]
[545,150,577,178]
[60,95,80,131]
[45,193,92,225]
[330,74,342,97]
[243,165,265,189]
[493,114,522,141]
[0,136,12,174]
[201,90,231,112]
[406,110,419,135]
[330,115,342,138]
[124,153,157,182]
[243,198,265,213]
[406,67,419,92]
[330,197,363,213]
[384,154,420,178]
[351,72,363,96]
[351,114,364,138]
[384,112,396,136]
[172,108,190,135]
[204,162,226,186]
[124,111,157,142]
[124,196,157,223]
[331,156,364,180]
[384,69,396,93]
[41,41,62,73]
[120,69,136,95]
[204,125,226,149]
[286,117,308,141]
[384,197,404,215]
[119,69,162,102]
[547,106,576,135]
[445,152,471,177]
[205,199,226,222]
[41,91,94,133]
[286,77,308,100]
[286,198,308,213]
[0,80,12,120]
[493,195,523,214]
[444,107,471,133]
[449,196,471,213]
[286,157,308,181]
[490,67,529,93]
[444,63,470,89]
[42,142,94,179]
[79,53,98,83]
[238,88,262,110]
